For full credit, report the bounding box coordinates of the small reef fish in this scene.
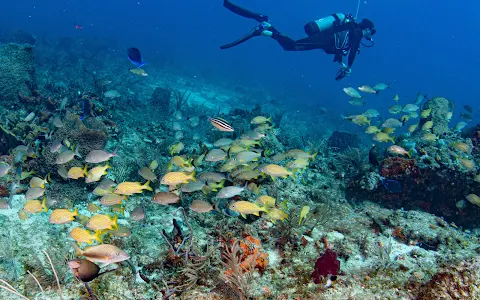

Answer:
[68,165,88,180]
[421,121,433,131]
[343,87,362,99]
[260,164,295,180]
[169,142,184,155]
[250,116,272,124]
[85,149,118,164]
[161,172,195,186]
[358,85,377,94]
[214,138,234,147]
[465,194,480,206]
[241,130,266,141]
[229,201,267,218]
[24,112,35,122]
[206,149,227,162]
[402,104,420,113]
[453,122,467,132]
[107,225,131,237]
[393,94,400,102]
[0,163,11,177]
[266,208,288,224]
[349,98,367,106]
[73,243,130,264]
[451,142,471,154]
[422,133,438,142]
[373,132,394,143]
[415,92,427,105]
[373,82,390,91]
[363,109,379,118]
[197,172,225,183]
[29,175,50,188]
[342,114,370,126]
[286,158,309,170]
[130,207,145,221]
[87,214,118,231]
[100,194,126,206]
[23,197,48,214]
[138,167,158,182]
[57,166,69,180]
[149,160,159,171]
[52,117,64,128]
[70,227,103,244]
[182,181,206,193]
[408,124,418,133]
[382,118,403,128]
[365,126,381,134]
[236,151,261,163]
[129,68,148,76]
[420,108,432,118]
[49,208,78,224]
[209,117,234,132]
[217,184,247,199]
[50,140,63,153]
[85,163,111,183]
[152,192,180,205]
[388,105,402,115]
[257,195,276,208]
[190,200,215,213]
[68,259,101,283]
[55,146,81,164]
[387,145,411,158]
[25,187,45,200]
[104,90,121,99]
[114,181,152,195]
[298,206,310,225]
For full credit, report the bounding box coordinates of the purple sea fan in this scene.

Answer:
[311,249,340,284]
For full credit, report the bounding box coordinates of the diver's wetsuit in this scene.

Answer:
[221,0,363,71]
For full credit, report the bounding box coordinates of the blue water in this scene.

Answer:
[1,0,478,119]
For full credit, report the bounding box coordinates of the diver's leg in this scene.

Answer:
[223,0,269,22]
[220,22,273,49]
[267,30,325,51]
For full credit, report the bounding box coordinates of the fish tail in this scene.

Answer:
[41,197,48,213]
[112,214,119,229]
[46,173,52,183]
[94,230,103,243]
[143,180,153,192]
[105,161,111,170]
[167,163,173,171]
[267,117,272,123]
[72,242,83,256]
[112,147,119,158]
[83,164,89,177]
[74,145,82,158]
[189,169,197,182]
[73,208,79,217]
[310,152,318,162]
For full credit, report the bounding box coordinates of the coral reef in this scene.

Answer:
[0,43,36,108]
[327,131,360,151]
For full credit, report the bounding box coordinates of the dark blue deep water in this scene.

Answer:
[1,0,477,119]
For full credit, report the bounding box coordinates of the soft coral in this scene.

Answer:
[311,249,340,284]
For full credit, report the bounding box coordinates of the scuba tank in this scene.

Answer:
[304,13,354,37]
[315,13,346,31]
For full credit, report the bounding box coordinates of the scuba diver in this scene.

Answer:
[220,0,376,81]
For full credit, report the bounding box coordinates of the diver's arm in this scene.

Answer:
[347,34,360,68]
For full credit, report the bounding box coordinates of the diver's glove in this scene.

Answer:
[335,64,351,81]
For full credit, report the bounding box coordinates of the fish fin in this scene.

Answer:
[241,213,247,219]
[111,148,119,158]
[74,145,82,158]
[72,242,83,256]
[253,211,260,216]
[143,180,153,192]
[94,230,103,243]
[189,169,196,182]
[41,197,48,213]
[112,214,119,229]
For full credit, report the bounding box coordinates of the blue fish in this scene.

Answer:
[381,177,402,193]
[127,47,146,68]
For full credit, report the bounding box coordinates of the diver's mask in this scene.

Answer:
[362,28,375,47]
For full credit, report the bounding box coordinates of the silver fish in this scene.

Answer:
[343,87,362,99]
